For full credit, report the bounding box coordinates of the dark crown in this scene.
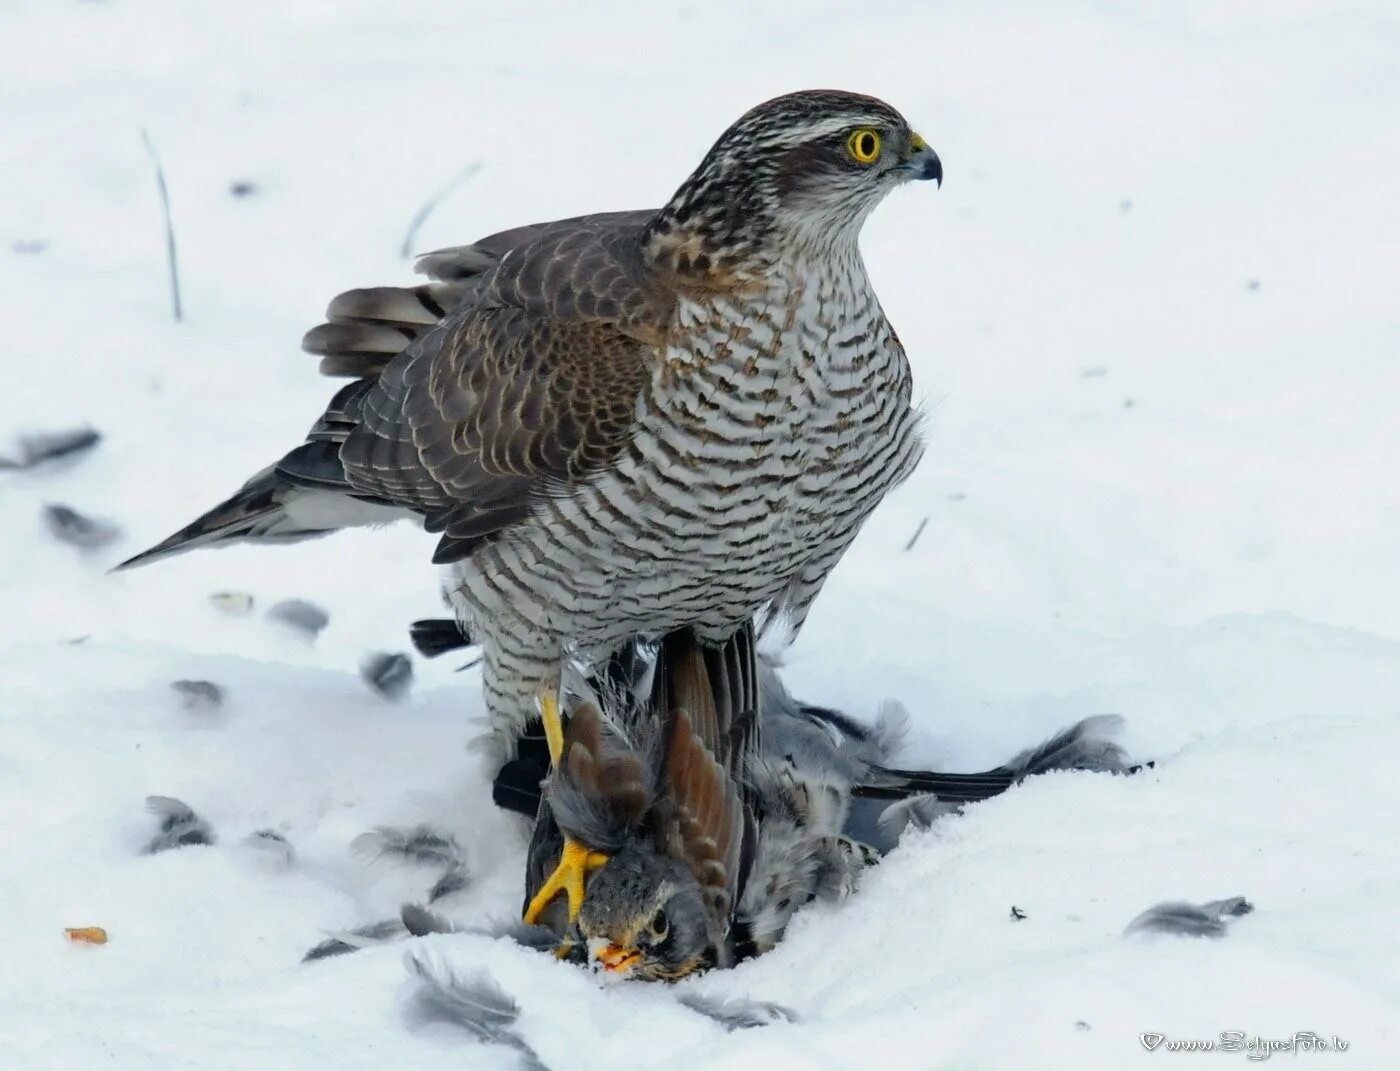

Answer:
[643,90,908,281]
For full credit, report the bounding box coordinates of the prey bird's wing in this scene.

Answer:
[655,624,761,790]
[652,628,758,926]
[540,701,653,854]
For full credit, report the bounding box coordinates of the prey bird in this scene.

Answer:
[520,625,1134,979]
[118,91,942,756]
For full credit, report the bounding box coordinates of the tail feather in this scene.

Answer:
[327,283,460,325]
[302,245,500,381]
[114,466,298,570]
[409,618,474,659]
[115,463,408,571]
[856,715,1134,804]
[303,322,425,379]
[1002,714,1128,778]
[301,222,653,384]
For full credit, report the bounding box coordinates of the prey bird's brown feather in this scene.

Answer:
[662,708,740,916]
[649,626,759,922]
[543,701,653,854]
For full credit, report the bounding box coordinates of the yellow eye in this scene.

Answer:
[847,128,881,164]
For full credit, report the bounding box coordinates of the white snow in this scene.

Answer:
[3,1,1398,1067]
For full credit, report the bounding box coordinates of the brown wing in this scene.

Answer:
[307,212,671,563]
[652,627,760,925]
[662,707,746,924]
[654,624,761,797]
[303,209,659,381]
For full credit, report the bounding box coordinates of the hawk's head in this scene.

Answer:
[646,90,940,278]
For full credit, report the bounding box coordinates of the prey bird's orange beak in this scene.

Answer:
[593,942,641,975]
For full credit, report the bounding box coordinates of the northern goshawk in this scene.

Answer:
[120,90,942,753]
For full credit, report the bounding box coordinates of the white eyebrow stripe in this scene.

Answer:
[781,114,890,145]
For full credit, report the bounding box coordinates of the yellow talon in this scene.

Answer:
[523,836,610,928]
[524,687,611,950]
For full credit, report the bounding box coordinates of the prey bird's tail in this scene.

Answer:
[847,715,1140,852]
[855,714,1134,804]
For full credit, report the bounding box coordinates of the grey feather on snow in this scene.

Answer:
[404,954,547,1070]
[351,824,466,872]
[241,829,295,869]
[299,826,471,961]
[1003,714,1129,778]
[0,427,99,469]
[44,503,121,550]
[678,993,798,1031]
[266,598,330,637]
[302,918,408,962]
[170,679,223,712]
[427,864,471,903]
[400,902,458,938]
[361,651,413,699]
[144,796,215,853]
[1125,896,1254,938]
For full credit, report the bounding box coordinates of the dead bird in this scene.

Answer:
[520,625,1139,979]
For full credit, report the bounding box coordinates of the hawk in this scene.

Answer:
[120,90,942,753]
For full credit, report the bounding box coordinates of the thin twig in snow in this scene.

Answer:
[140,129,182,322]
[904,516,929,551]
[399,162,483,258]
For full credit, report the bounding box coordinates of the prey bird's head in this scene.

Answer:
[646,89,941,276]
[576,843,717,982]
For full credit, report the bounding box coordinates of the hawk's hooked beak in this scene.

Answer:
[589,938,641,976]
[905,133,942,187]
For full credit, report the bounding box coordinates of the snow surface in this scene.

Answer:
[3,1,1399,1068]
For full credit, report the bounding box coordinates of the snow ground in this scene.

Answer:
[2,1,1399,1067]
